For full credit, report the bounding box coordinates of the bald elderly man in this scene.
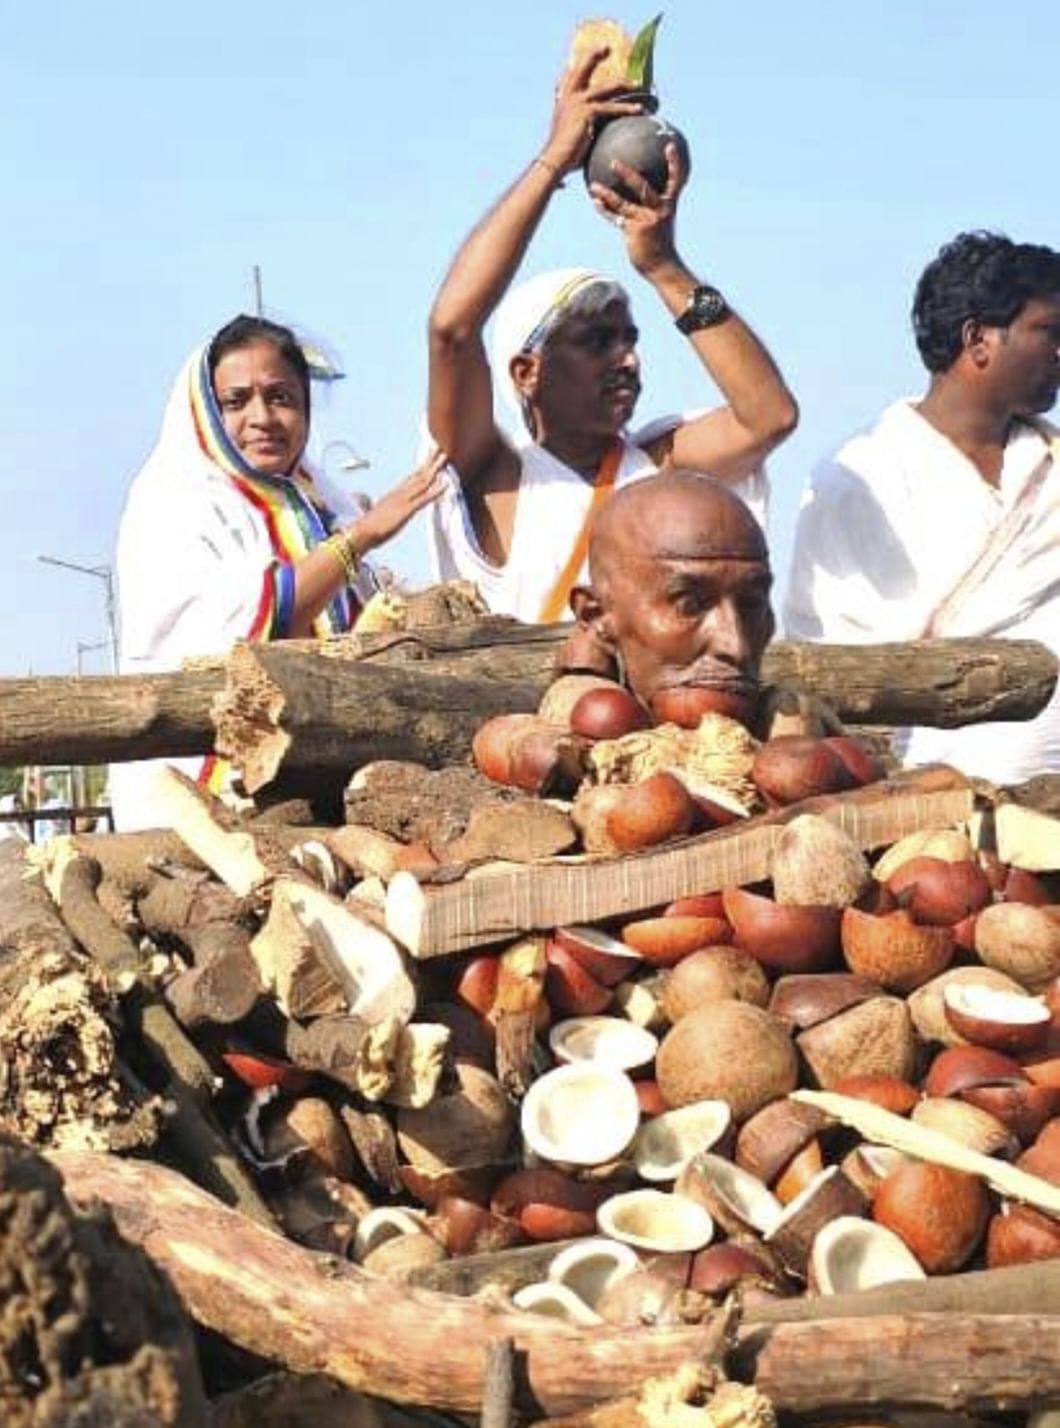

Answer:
[568,470,835,739]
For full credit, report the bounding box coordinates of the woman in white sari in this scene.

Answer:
[112,314,446,830]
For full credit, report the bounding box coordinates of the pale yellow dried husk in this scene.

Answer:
[588,714,760,811]
[567,18,634,89]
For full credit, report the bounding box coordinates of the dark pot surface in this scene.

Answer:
[584,112,691,202]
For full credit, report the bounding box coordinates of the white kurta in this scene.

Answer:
[784,399,1060,783]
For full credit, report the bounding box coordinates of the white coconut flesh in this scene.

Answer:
[943,983,1049,1026]
[597,1189,714,1253]
[512,1281,603,1326]
[547,1237,640,1309]
[683,1152,784,1236]
[810,1215,926,1294]
[521,1064,640,1166]
[549,1016,658,1071]
[352,1206,426,1261]
[633,1101,732,1182]
[556,926,641,963]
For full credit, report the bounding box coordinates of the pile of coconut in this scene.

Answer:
[23,685,1060,1333]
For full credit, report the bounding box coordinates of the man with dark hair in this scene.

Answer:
[785,231,1060,782]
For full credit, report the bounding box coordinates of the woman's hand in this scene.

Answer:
[589,141,687,277]
[348,447,449,555]
[540,49,645,177]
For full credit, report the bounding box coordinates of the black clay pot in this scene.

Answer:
[584,103,691,203]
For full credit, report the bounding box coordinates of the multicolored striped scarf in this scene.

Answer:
[188,349,358,796]
[188,347,357,640]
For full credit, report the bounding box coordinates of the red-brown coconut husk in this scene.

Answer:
[922,1044,1027,1099]
[886,855,993,927]
[960,1081,1060,1146]
[651,686,755,729]
[620,915,731,967]
[723,887,841,974]
[942,982,1052,1055]
[752,735,852,805]
[985,1202,1060,1267]
[841,907,954,992]
[570,685,651,740]
[544,940,612,1017]
[824,734,886,786]
[551,926,643,987]
[665,892,727,919]
[831,1074,920,1116]
[873,1162,990,1273]
[606,771,698,853]
[491,1167,610,1242]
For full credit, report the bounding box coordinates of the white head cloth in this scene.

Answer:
[490,267,628,428]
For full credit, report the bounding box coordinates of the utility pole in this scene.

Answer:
[253,264,264,317]
[37,556,119,674]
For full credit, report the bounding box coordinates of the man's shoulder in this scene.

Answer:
[811,399,923,492]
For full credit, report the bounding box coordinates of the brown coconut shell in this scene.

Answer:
[764,1166,867,1278]
[841,907,954,993]
[769,972,881,1031]
[985,1202,1060,1267]
[662,947,770,1022]
[735,1097,831,1185]
[886,855,993,926]
[907,966,1029,1048]
[538,674,619,728]
[752,735,852,805]
[922,1044,1026,1099]
[570,685,651,740]
[723,887,841,974]
[909,1098,1017,1159]
[655,1001,798,1121]
[769,814,871,909]
[797,995,917,1089]
[873,829,977,883]
[620,915,730,967]
[491,1166,609,1243]
[873,1162,990,1273]
[606,771,698,853]
[975,903,1060,992]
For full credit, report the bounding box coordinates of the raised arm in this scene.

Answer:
[591,147,798,482]
[427,51,643,487]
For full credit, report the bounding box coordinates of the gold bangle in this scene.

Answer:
[323,531,360,584]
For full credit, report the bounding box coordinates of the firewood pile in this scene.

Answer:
[2,625,1060,1427]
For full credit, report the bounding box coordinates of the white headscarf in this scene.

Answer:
[490,267,629,429]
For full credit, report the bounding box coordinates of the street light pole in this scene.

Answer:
[38,555,119,673]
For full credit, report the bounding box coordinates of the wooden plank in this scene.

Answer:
[386,767,974,958]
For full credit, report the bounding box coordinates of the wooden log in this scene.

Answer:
[213,642,544,793]
[48,1152,1060,1419]
[0,630,1054,769]
[385,767,975,959]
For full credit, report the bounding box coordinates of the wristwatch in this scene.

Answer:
[675,284,732,334]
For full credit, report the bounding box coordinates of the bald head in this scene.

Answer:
[589,471,769,592]
[573,471,775,719]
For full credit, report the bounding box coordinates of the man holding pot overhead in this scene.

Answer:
[425,46,797,624]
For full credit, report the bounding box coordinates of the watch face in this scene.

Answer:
[681,286,729,331]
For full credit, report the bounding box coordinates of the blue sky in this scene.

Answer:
[2,0,1056,675]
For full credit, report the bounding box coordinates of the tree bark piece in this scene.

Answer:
[210,1373,464,1428]
[2,631,1053,769]
[0,841,155,1154]
[481,1338,515,1428]
[47,1152,1060,1419]
[214,642,545,793]
[0,1134,207,1428]
[385,768,975,959]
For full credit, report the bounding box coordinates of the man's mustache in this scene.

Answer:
[657,659,758,694]
[603,373,641,396]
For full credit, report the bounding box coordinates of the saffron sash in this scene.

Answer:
[537,439,623,623]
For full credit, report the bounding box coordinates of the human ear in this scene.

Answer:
[563,585,620,678]
[509,352,540,401]
[962,318,995,369]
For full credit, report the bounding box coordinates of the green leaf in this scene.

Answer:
[627,13,663,91]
